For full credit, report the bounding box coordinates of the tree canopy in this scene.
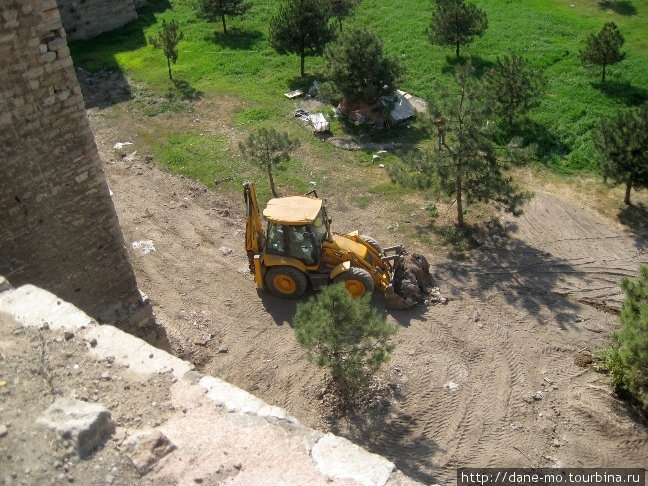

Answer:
[327,0,361,31]
[594,102,648,205]
[580,22,625,84]
[196,0,252,35]
[293,283,397,398]
[427,0,487,59]
[324,27,401,105]
[481,52,546,126]
[269,0,335,77]
[601,265,648,413]
[390,64,531,227]
[148,19,184,81]
[239,128,300,197]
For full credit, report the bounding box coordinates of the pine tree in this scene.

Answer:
[601,265,648,412]
[293,283,397,398]
[324,27,401,105]
[196,0,251,35]
[328,0,361,31]
[593,103,648,205]
[269,0,335,77]
[239,128,300,197]
[427,0,487,59]
[580,22,625,84]
[390,64,531,227]
[149,19,184,81]
[481,52,546,126]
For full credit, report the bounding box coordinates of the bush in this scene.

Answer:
[600,265,648,413]
[293,283,397,399]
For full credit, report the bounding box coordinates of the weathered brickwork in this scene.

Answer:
[55,0,138,40]
[0,0,153,329]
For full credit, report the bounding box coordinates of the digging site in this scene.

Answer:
[81,80,648,484]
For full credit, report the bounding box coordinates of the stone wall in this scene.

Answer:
[0,0,152,329]
[56,0,138,40]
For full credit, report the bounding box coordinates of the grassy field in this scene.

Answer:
[70,0,648,226]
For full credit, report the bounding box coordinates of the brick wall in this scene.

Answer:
[0,0,152,329]
[56,0,138,40]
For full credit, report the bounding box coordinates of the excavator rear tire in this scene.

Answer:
[266,266,308,299]
[333,267,375,298]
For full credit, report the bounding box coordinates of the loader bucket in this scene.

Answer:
[384,284,416,309]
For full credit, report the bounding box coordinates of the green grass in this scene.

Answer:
[69,0,648,180]
[153,132,238,186]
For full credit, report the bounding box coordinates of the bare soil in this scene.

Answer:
[85,73,648,484]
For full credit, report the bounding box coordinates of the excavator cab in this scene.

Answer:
[263,196,330,267]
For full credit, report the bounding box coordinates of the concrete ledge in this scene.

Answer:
[199,375,297,423]
[85,324,193,380]
[312,433,395,486]
[0,284,94,330]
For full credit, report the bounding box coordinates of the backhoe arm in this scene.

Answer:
[243,181,265,271]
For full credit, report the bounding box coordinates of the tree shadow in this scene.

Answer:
[594,80,648,107]
[598,0,637,15]
[497,119,571,164]
[618,202,648,249]
[171,79,205,101]
[205,28,264,50]
[327,387,442,485]
[434,219,589,329]
[441,54,494,77]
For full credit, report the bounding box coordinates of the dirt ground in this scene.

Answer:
[83,72,648,485]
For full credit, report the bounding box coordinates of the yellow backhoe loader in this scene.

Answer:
[243,182,430,309]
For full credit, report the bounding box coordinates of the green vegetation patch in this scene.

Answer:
[153,132,240,188]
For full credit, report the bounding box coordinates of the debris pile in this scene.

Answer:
[393,253,445,305]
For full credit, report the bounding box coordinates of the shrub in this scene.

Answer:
[600,265,648,413]
[293,283,397,399]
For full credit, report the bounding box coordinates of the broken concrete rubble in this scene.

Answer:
[36,398,115,458]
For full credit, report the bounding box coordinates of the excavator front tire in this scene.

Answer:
[333,267,375,298]
[266,266,308,299]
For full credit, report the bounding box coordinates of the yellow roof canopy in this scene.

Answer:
[263,195,323,225]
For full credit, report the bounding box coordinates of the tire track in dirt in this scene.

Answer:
[484,192,648,311]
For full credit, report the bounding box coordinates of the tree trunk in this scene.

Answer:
[624,177,632,205]
[456,42,460,59]
[268,164,278,197]
[601,63,606,84]
[456,167,464,228]
[300,53,305,77]
[221,15,227,35]
[167,56,173,81]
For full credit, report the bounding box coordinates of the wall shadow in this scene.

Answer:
[69,0,172,109]
[598,0,637,15]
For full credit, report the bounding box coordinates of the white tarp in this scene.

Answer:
[309,113,329,133]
